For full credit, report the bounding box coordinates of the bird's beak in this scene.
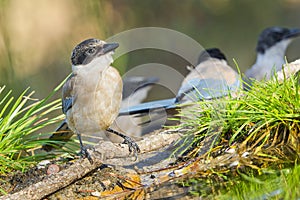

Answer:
[95,42,119,56]
[103,43,119,54]
[285,28,300,39]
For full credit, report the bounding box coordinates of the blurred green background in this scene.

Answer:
[1,0,300,99]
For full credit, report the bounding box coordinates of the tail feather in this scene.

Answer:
[119,98,177,116]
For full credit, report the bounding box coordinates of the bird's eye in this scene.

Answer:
[86,47,96,55]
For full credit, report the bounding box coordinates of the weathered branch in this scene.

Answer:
[94,129,181,159]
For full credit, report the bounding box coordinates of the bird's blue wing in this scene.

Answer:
[61,74,75,114]
[119,98,176,116]
[62,97,73,114]
[176,78,240,103]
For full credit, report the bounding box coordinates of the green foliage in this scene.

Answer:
[0,84,65,174]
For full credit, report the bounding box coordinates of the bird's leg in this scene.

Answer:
[106,128,140,160]
[75,129,93,164]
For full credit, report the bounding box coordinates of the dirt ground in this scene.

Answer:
[0,129,198,199]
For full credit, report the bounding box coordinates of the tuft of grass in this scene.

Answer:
[0,82,71,175]
[176,72,300,164]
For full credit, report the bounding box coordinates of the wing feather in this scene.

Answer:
[62,74,75,114]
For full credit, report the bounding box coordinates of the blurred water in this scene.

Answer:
[0,0,300,99]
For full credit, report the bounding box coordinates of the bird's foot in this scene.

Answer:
[79,145,95,164]
[122,136,141,161]
[106,128,140,160]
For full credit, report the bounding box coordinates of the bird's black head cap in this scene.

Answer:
[197,48,227,65]
[256,27,300,54]
[71,38,119,66]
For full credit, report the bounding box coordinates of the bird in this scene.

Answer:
[245,27,300,82]
[176,48,239,103]
[45,38,140,162]
[119,48,240,120]
[42,76,158,151]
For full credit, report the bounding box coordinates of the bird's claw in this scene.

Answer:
[79,145,95,164]
[122,136,140,160]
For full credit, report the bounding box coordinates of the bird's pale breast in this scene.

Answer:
[68,66,122,133]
